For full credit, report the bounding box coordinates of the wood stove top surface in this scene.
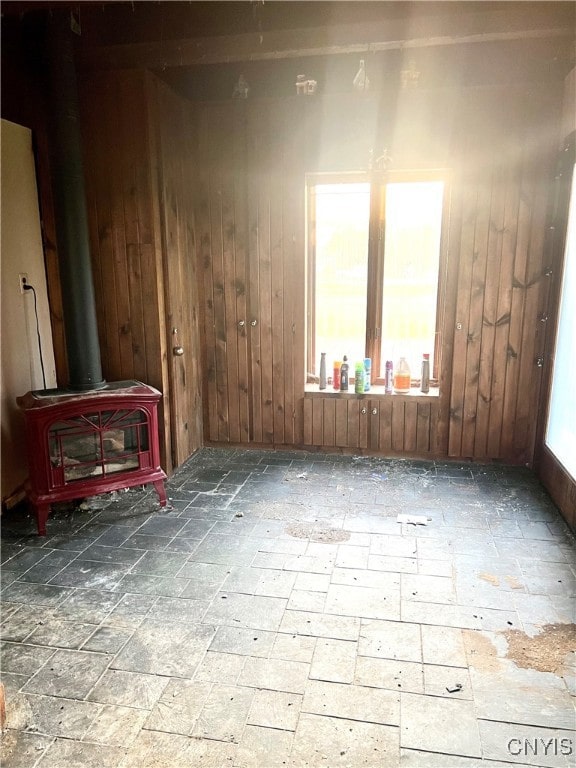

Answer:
[17,380,162,410]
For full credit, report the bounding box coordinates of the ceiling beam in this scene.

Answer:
[79,14,574,71]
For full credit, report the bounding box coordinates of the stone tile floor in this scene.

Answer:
[0,447,574,767]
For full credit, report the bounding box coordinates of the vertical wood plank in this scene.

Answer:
[347,400,360,449]
[359,402,369,449]
[232,104,251,443]
[208,106,230,443]
[416,402,431,453]
[461,173,492,457]
[403,401,418,452]
[312,399,324,446]
[448,173,479,456]
[474,163,506,457]
[369,403,379,451]
[303,398,313,445]
[335,399,348,447]
[391,400,405,452]
[487,161,521,457]
[379,398,393,452]
[196,106,219,443]
[270,106,285,445]
[323,398,336,447]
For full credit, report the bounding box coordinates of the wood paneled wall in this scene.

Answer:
[79,69,203,471]
[303,395,442,455]
[76,73,562,467]
[194,84,562,464]
[196,99,306,446]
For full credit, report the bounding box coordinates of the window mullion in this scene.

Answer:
[306,185,317,376]
[366,176,386,380]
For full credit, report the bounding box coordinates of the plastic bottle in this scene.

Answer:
[355,362,365,394]
[340,356,349,391]
[393,357,411,394]
[333,361,341,391]
[385,360,393,394]
[420,353,430,394]
[319,353,327,390]
[363,358,371,392]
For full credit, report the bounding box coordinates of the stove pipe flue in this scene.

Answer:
[46,12,105,391]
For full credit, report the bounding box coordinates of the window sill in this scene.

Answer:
[304,384,440,399]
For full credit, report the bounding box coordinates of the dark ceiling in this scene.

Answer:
[2,1,574,104]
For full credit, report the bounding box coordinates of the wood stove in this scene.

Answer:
[18,381,167,535]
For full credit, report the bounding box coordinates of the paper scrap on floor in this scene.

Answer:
[397,513,429,525]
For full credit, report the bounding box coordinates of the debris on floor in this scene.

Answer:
[397,513,430,525]
[504,623,576,673]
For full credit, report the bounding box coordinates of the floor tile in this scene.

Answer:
[270,632,317,663]
[235,725,294,768]
[81,626,133,654]
[194,650,246,684]
[209,625,276,658]
[112,621,215,677]
[142,679,212,735]
[310,638,357,683]
[203,592,287,631]
[470,663,575,729]
[400,692,481,756]
[83,703,148,746]
[478,720,574,767]
[421,624,467,666]
[191,683,254,742]
[24,618,97,650]
[355,656,424,693]
[86,668,168,708]
[238,656,310,694]
[422,663,472,699]
[400,750,534,767]
[0,731,53,768]
[305,677,400,725]
[7,693,101,739]
[35,738,127,768]
[247,688,302,730]
[325,583,400,620]
[290,712,399,767]
[279,609,360,641]
[22,649,111,699]
[1,641,55,675]
[359,619,422,662]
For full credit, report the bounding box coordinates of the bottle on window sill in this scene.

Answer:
[340,356,349,391]
[363,358,371,391]
[420,353,430,394]
[333,361,341,391]
[319,353,327,390]
[385,360,393,394]
[393,356,411,394]
[355,362,365,394]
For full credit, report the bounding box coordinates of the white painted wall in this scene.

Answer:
[1,119,57,502]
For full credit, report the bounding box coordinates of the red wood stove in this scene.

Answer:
[17,381,167,535]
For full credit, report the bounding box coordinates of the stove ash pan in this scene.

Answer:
[17,380,167,535]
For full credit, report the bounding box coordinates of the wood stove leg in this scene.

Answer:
[35,503,50,536]
[153,480,167,507]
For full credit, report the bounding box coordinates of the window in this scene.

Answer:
[545,162,576,480]
[306,171,447,386]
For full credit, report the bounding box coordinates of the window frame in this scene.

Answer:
[306,169,450,388]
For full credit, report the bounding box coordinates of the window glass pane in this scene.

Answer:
[314,183,370,370]
[545,163,576,480]
[380,181,444,378]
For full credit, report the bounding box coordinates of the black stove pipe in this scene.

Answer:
[46,12,105,391]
